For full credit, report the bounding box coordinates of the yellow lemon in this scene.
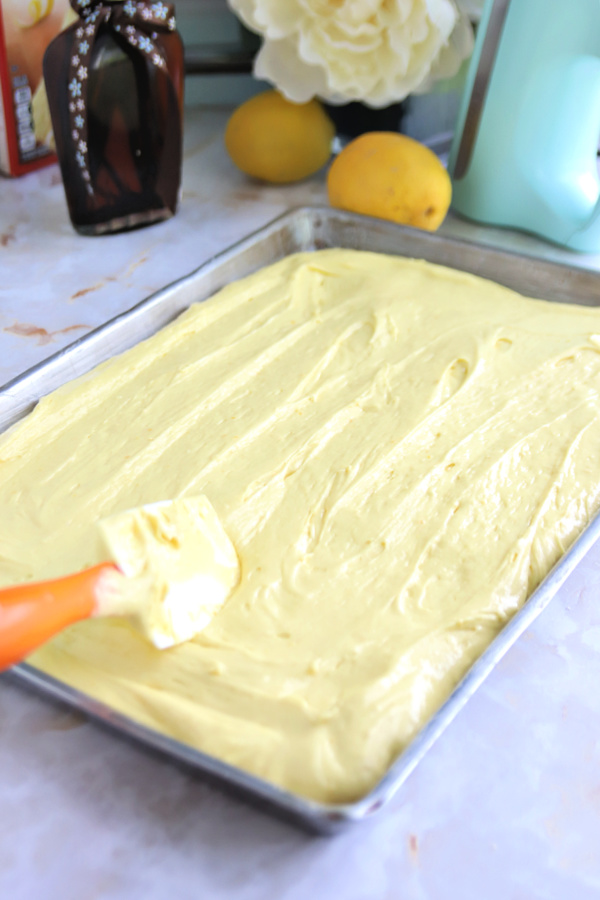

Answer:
[225,90,335,184]
[327,132,452,231]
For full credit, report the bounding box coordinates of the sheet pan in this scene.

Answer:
[2,206,600,833]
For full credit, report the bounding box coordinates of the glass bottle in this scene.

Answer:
[43,2,184,235]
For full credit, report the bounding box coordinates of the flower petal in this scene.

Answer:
[227,0,303,39]
[253,37,331,103]
[415,9,474,91]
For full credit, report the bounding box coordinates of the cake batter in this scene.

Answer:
[2,249,600,803]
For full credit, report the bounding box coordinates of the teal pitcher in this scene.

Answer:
[449,0,600,252]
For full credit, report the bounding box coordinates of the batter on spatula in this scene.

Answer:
[0,496,240,667]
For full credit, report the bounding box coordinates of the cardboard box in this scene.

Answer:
[0,0,74,176]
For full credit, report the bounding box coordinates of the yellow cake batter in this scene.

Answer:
[2,249,600,803]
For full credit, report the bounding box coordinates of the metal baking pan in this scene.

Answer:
[2,206,600,834]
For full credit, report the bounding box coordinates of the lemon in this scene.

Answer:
[225,90,335,184]
[327,132,452,231]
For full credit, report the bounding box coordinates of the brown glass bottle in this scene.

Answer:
[44,17,184,235]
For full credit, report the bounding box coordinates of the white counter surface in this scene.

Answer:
[2,107,600,900]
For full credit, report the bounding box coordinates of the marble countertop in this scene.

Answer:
[2,106,600,900]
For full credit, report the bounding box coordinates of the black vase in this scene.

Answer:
[323,101,405,140]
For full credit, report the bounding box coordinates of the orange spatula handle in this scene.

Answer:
[0,563,118,670]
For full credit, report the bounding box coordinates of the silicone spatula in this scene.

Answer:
[0,495,240,671]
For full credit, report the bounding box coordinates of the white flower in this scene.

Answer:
[227,0,477,108]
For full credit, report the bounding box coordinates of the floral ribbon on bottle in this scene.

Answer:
[67,0,176,195]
